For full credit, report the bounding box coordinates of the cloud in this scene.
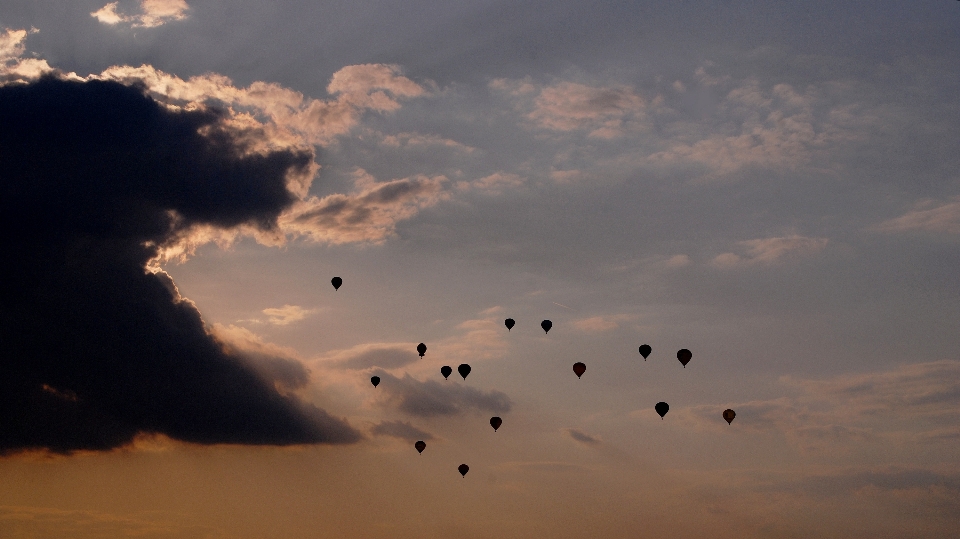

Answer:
[279,168,449,244]
[563,428,601,445]
[370,420,434,442]
[456,172,525,195]
[710,235,828,268]
[0,76,360,454]
[322,343,420,370]
[371,372,511,418]
[869,197,960,235]
[571,314,635,333]
[91,0,190,28]
[261,304,316,326]
[0,29,54,83]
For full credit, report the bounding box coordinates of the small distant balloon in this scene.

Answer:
[541,320,552,334]
[573,362,586,378]
[370,376,380,388]
[415,440,426,453]
[417,343,427,358]
[331,277,342,290]
[655,402,669,419]
[677,349,692,368]
[458,464,469,477]
[458,363,471,380]
[722,409,736,425]
[490,416,502,431]
[504,318,515,331]
[440,365,452,379]
[639,344,651,360]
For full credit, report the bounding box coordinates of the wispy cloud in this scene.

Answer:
[563,428,601,445]
[710,235,828,269]
[91,0,190,29]
[370,371,512,418]
[370,420,434,442]
[261,305,317,326]
[870,197,960,235]
[570,314,636,333]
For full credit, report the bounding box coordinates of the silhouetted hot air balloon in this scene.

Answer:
[441,366,452,379]
[723,409,736,425]
[504,318,515,331]
[458,364,471,380]
[677,349,692,368]
[490,416,502,431]
[370,376,380,388]
[458,464,469,477]
[639,344,651,360]
[655,402,669,419]
[331,277,342,290]
[541,320,552,333]
[573,362,586,378]
[415,440,426,453]
[417,343,427,358]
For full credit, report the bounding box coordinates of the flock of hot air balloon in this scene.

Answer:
[333,276,737,478]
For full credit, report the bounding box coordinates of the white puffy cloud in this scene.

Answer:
[91,0,190,28]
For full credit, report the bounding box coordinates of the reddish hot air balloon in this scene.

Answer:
[541,320,552,333]
[458,363,471,379]
[677,349,692,367]
[331,277,342,290]
[504,318,515,331]
[490,416,502,431]
[655,402,669,419]
[415,440,426,453]
[573,362,586,378]
[440,366,452,379]
[458,464,469,477]
[639,344,651,360]
[370,376,380,388]
[722,409,736,425]
[417,343,427,358]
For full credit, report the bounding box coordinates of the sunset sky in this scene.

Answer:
[1,1,959,538]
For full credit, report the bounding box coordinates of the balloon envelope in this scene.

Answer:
[677,349,692,367]
[723,409,736,425]
[370,376,380,387]
[490,416,502,431]
[541,320,552,333]
[440,366,452,379]
[331,277,342,290]
[458,363,471,379]
[458,464,469,477]
[573,362,586,378]
[415,440,426,453]
[655,402,669,418]
[417,343,427,358]
[639,344,651,360]
[504,318,515,331]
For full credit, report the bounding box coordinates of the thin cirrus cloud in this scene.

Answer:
[91,0,190,29]
[563,428,601,445]
[0,47,366,454]
[261,304,317,326]
[455,172,526,196]
[369,371,512,418]
[869,196,960,235]
[710,235,829,269]
[321,342,420,371]
[370,420,434,442]
[570,314,636,333]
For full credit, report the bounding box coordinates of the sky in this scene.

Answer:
[0,0,959,537]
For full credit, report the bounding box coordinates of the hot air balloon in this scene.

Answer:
[417,343,427,358]
[541,320,552,333]
[331,277,342,290]
[677,349,692,368]
[415,440,426,453]
[441,366,452,379]
[458,364,471,380]
[490,416,502,431]
[370,376,380,388]
[504,318,515,331]
[573,362,586,378]
[722,409,736,425]
[639,344,651,360]
[458,464,469,477]
[655,402,669,419]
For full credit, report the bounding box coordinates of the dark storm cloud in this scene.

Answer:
[0,75,361,454]
[372,371,511,418]
[370,420,433,442]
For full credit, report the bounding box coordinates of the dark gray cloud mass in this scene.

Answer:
[0,75,360,454]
